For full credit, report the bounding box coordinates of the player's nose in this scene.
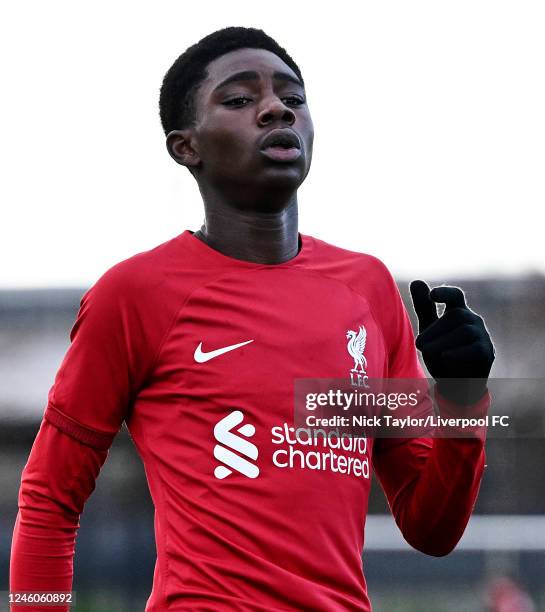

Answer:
[257,97,295,127]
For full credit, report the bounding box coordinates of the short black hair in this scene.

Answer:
[159,26,304,135]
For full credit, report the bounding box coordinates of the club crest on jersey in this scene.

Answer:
[346,325,369,388]
[213,411,259,479]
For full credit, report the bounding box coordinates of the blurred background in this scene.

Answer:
[1,281,544,611]
[1,1,544,610]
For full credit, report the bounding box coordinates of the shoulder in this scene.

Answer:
[68,234,187,351]
[303,233,399,298]
[81,234,181,306]
[72,234,186,340]
[97,234,180,290]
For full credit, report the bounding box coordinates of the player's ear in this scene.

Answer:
[166,129,201,169]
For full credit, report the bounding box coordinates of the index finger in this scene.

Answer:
[409,279,438,333]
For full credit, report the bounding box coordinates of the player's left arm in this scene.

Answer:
[372,275,495,557]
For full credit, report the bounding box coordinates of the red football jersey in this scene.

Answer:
[10,230,488,611]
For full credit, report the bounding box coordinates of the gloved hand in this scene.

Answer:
[409,280,495,406]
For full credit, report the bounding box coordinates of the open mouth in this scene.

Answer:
[260,130,302,163]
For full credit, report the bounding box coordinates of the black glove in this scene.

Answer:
[409,280,495,406]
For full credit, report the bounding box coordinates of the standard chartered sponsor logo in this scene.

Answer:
[214,411,259,479]
[213,412,369,480]
[272,424,370,479]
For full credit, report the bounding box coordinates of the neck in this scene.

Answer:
[194,191,300,265]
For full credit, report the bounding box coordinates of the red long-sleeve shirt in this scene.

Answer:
[10,230,489,611]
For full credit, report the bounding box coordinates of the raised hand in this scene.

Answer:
[409,280,495,406]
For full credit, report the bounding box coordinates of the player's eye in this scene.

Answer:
[282,96,306,107]
[223,96,252,107]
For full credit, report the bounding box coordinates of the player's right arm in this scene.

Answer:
[10,421,111,611]
[9,260,163,611]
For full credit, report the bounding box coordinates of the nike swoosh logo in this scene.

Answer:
[194,339,254,363]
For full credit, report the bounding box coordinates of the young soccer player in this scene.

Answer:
[10,27,495,611]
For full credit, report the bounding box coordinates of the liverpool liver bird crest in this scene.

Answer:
[346,325,368,373]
